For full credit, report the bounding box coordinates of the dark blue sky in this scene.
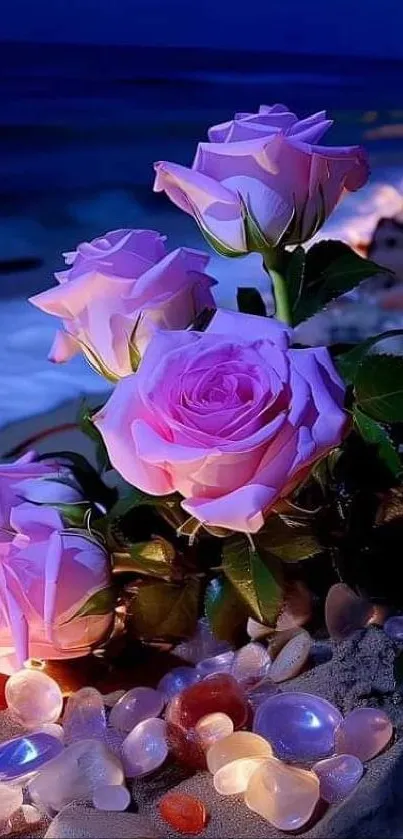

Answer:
[2,0,403,59]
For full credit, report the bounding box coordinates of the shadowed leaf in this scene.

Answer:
[204,576,248,643]
[128,579,200,640]
[355,355,403,422]
[353,406,401,477]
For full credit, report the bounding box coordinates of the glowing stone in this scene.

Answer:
[122,717,168,777]
[325,583,372,640]
[63,688,107,744]
[158,792,208,835]
[268,630,311,683]
[253,692,343,763]
[384,615,403,642]
[195,713,234,750]
[34,723,64,742]
[335,707,393,761]
[92,784,131,811]
[206,731,272,774]
[173,618,231,664]
[0,733,63,782]
[165,674,248,731]
[196,652,235,679]
[313,754,364,803]
[5,669,63,727]
[110,687,165,733]
[213,757,267,795]
[245,757,320,830]
[230,643,271,686]
[28,739,124,812]
[158,667,199,701]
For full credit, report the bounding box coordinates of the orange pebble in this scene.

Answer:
[158,792,208,835]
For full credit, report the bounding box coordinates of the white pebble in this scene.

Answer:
[5,669,63,728]
[92,784,131,811]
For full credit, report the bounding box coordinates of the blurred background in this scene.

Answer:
[1,0,403,454]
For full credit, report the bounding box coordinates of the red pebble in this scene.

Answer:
[159,792,209,835]
[166,721,207,769]
[166,674,248,730]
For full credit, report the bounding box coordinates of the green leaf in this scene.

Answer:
[294,240,390,324]
[250,549,283,624]
[64,587,116,622]
[128,579,200,640]
[256,514,323,563]
[336,330,403,384]
[53,502,89,527]
[222,535,283,624]
[112,537,176,578]
[285,246,306,315]
[353,406,401,476]
[237,287,267,317]
[77,404,112,473]
[355,355,403,422]
[107,488,156,520]
[204,576,248,644]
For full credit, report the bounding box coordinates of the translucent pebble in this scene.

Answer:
[384,615,403,642]
[0,783,23,820]
[110,687,164,733]
[207,731,272,774]
[313,754,364,803]
[5,669,63,728]
[166,674,249,732]
[247,618,271,641]
[103,690,126,708]
[34,723,64,743]
[213,757,267,795]
[21,804,42,825]
[231,643,271,686]
[195,713,234,750]
[92,784,131,811]
[268,630,311,683]
[325,583,373,640]
[247,678,279,712]
[196,652,235,680]
[63,687,106,745]
[105,726,126,758]
[253,691,342,763]
[245,757,320,830]
[28,739,124,812]
[158,667,199,702]
[0,733,63,782]
[173,618,231,664]
[122,717,168,777]
[335,707,393,761]
[158,792,208,835]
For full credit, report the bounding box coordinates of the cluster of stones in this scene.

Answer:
[0,618,394,835]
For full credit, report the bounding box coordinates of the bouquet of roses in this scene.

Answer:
[2,103,403,674]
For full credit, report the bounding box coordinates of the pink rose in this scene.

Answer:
[0,502,111,674]
[0,452,82,528]
[154,104,369,254]
[94,309,347,534]
[30,229,216,380]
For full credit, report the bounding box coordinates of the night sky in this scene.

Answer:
[2,0,403,59]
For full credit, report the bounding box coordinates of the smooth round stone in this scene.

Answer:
[207,731,272,774]
[231,643,271,686]
[253,692,343,763]
[325,583,373,640]
[0,733,63,782]
[213,757,267,795]
[28,739,124,812]
[34,723,65,743]
[313,754,364,803]
[103,690,126,708]
[247,618,271,641]
[195,713,234,750]
[122,717,168,777]
[0,783,23,821]
[158,668,199,702]
[268,630,311,683]
[166,721,206,769]
[247,679,280,712]
[92,784,131,811]
[384,615,403,642]
[5,669,63,727]
[335,707,393,761]
[63,687,107,744]
[20,804,42,825]
[245,757,320,830]
[166,674,248,731]
[196,652,235,680]
[110,687,165,733]
[158,792,208,835]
